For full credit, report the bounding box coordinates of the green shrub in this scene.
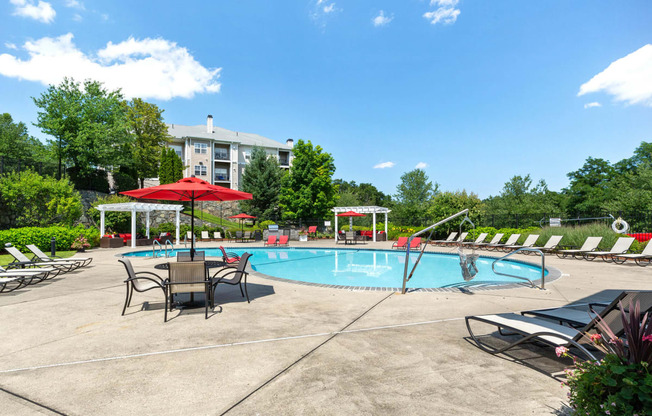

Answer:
[537,224,629,250]
[0,225,100,252]
[87,195,133,233]
[112,170,138,193]
[67,166,109,192]
[259,220,276,229]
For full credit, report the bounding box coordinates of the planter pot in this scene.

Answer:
[299,235,308,242]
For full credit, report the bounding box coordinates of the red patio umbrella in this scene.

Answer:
[337,210,366,231]
[229,213,257,231]
[122,176,252,260]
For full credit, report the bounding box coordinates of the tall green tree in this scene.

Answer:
[428,190,483,234]
[0,113,49,166]
[126,98,170,187]
[484,175,565,215]
[563,157,617,213]
[393,169,438,224]
[171,149,183,182]
[279,139,337,220]
[158,148,183,184]
[239,146,283,219]
[32,78,130,180]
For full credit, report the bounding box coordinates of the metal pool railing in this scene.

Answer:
[491,247,546,289]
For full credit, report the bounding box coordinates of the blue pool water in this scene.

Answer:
[123,248,547,289]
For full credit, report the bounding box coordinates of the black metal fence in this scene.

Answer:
[0,156,58,177]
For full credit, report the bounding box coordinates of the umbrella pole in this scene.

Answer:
[191,197,195,261]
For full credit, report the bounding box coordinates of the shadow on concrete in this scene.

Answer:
[212,282,276,305]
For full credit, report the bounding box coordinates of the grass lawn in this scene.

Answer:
[0,250,78,266]
[182,208,255,230]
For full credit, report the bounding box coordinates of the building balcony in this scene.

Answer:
[214,152,229,161]
[279,158,290,166]
[214,174,230,182]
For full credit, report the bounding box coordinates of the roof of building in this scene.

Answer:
[167,124,293,150]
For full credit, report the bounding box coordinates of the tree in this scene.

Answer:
[428,190,483,235]
[158,148,183,184]
[239,146,283,219]
[0,113,49,167]
[278,139,337,220]
[393,169,438,224]
[32,78,130,180]
[334,179,391,207]
[484,175,566,215]
[126,98,170,187]
[563,157,617,214]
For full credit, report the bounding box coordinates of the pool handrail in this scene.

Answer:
[491,247,546,290]
[401,209,469,294]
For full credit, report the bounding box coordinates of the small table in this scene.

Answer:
[156,260,227,308]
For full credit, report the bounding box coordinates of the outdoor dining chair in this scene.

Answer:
[166,262,211,322]
[118,258,166,316]
[211,252,252,304]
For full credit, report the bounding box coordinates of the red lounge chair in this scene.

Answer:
[409,237,422,250]
[219,246,240,265]
[278,235,289,246]
[392,237,408,249]
[264,236,277,246]
[308,226,317,239]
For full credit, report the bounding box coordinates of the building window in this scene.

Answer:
[214,168,228,181]
[194,143,207,154]
[194,165,207,176]
[170,145,183,159]
[214,146,229,160]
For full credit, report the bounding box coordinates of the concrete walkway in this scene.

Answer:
[0,240,650,415]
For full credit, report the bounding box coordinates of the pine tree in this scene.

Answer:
[239,146,283,219]
[159,148,171,184]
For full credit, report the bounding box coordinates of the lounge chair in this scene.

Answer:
[485,234,520,252]
[521,303,608,328]
[408,237,422,250]
[462,233,488,246]
[4,246,72,276]
[118,258,167,316]
[213,231,223,241]
[528,235,563,254]
[0,265,52,292]
[475,233,504,249]
[613,240,652,266]
[264,236,277,246]
[308,226,317,239]
[201,231,211,241]
[211,252,252,304]
[431,232,457,246]
[219,246,240,265]
[278,235,289,246]
[500,234,540,252]
[556,236,603,259]
[583,237,635,262]
[444,232,468,247]
[26,244,92,268]
[166,262,211,322]
[392,237,408,250]
[466,291,652,360]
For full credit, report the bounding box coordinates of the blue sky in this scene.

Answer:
[1,0,651,198]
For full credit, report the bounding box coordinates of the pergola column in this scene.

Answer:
[145,211,150,238]
[100,210,105,236]
[130,209,137,248]
[334,214,339,242]
[385,212,388,235]
[175,209,180,244]
[372,212,377,242]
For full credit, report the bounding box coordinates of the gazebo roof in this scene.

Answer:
[95,202,184,213]
[331,206,391,214]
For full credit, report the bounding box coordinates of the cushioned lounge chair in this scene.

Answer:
[26,244,92,268]
[432,232,457,246]
[556,237,603,259]
[118,258,166,316]
[408,237,422,250]
[4,246,72,276]
[583,237,635,262]
[462,233,488,246]
[213,231,223,241]
[612,241,652,266]
[278,235,289,246]
[485,234,520,252]
[211,252,251,304]
[166,262,211,322]
[466,291,652,360]
[475,233,504,249]
[500,234,540,252]
[264,236,277,246]
[392,237,408,249]
[201,231,211,241]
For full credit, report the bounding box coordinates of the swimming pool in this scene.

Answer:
[122,247,553,290]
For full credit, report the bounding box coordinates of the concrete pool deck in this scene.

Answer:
[0,240,650,415]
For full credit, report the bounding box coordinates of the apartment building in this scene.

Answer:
[166,115,293,189]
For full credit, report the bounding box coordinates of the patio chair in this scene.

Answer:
[485,234,520,252]
[213,231,223,241]
[118,258,167,316]
[431,232,457,246]
[613,240,652,266]
[219,246,240,265]
[408,237,422,250]
[444,232,468,247]
[475,233,504,250]
[264,236,277,246]
[520,303,608,328]
[466,291,652,361]
[278,235,289,246]
[308,226,317,239]
[556,237,603,259]
[583,237,635,262]
[235,230,244,242]
[26,244,92,269]
[345,231,356,245]
[211,252,252,304]
[392,237,408,249]
[166,262,212,322]
[462,233,488,246]
[528,235,564,254]
[177,251,205,262]
[500,234,540,252]
[201,231,211,241]
[4,246,72,276]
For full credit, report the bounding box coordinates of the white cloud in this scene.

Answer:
[10,0,56,23]
[4,42,18,50]
[583,102,601,109]
[415,162,428,169]
[323,3,335,13]
[72,13,82,21]
[372,10,393,27]
[430,0,458,6]
[374,161,395,169]
[64,0,84,9]
[423,7,460,25]
[0,33,221,100]
[578,44,652,107]
[310,0,339,28]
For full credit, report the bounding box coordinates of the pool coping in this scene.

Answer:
[119,246,563,293]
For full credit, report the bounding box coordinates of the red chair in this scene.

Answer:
[278,235,289,246]
[392,237,408,249]
[219,246,240,265]
[308,226,317,239]
[264,235,277,246]
[409,237,422,250]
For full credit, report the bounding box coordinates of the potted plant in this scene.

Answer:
[298,229,308,242]
[71,235,91,252]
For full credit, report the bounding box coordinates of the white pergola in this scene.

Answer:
[96,202,184,248]
[332,206,391,242]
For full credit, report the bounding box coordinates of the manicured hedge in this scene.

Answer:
[0,226,100,252]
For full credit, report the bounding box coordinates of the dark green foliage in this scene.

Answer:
[66,166,110,192]
[87,195,133,233]
[239,146,282,219]
[392,169,438,224]
[484,175,566,215]
[334,179,392,207]
[112,167,139,193]
[126,98,170,187]
[0,225,100,251]
[0,170,82,228]
[159,148,183,184]
[0,113,50,167]
[428,190,483,235]
[564,157,617,213]
[279,139,337,220]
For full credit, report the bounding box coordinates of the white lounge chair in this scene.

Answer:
[201,231,211,241]
[583,237,635,262]
[213,231,223,241]
[485,234,520,251]
[4,246,73,276]
[444,232,468,247]
[528,235,563,253]
[26,244,92,268]
[613,240,652,266]
[462,233,488,246]
[432,232,457,246]
[500,234,539,252]
[475,233,504,249]
[556,237,603,259]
